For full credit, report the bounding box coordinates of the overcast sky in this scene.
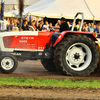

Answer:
[0,0,39,5]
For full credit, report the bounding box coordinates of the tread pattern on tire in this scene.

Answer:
[41,59,58,72]
[54,34,99,76]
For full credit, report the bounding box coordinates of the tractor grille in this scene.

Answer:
[16,43,36,49]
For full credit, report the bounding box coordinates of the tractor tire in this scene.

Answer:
[0,54,18,74]
[54,34,99,76]
[41,59,58,72]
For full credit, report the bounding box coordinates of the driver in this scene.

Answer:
[51,17,69,45]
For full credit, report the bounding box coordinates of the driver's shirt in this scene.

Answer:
[59,22,69,32]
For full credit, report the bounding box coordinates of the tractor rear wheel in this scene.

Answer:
[41,59,58,72]
[0,54,18,74]
[54,34,99,76]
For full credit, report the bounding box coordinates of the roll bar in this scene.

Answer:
[71,12,84,32]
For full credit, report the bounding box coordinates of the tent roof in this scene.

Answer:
[4,13,14,17]
[0,0,39,5]
[7,0,100,20]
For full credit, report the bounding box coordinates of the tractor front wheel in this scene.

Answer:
[0,54,18,74]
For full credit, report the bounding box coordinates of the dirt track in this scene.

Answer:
[0,60,100,100]
[0,60,100,80]
[0,85,100,100]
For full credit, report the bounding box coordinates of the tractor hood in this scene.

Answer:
[0,31,38,37]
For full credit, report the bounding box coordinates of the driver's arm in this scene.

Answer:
[52,26,60,29]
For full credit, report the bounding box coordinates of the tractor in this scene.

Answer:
[0,12,99,76]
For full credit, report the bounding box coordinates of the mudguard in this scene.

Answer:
[53,31,97,47]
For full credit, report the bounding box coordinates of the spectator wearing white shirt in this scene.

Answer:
[12,23,19,31]
[4,17,8,31]
[55,20,61,27]
[43,21,49,30]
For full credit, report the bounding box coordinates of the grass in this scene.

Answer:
[0,77,100,88]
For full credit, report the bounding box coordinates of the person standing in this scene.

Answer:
[95,25,100,38]
[28,17,33,25]
[31,21,36,31]
[88,23,94,32]
[8,19,14,31]
[43,21,49,30]
[3,17,8,31]
[76,21,81,30]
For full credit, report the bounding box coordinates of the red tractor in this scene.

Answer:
[0,13,99,76]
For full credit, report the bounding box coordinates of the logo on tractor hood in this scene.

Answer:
[21,37,34,40]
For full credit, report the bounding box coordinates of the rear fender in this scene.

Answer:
[53,31,97,47]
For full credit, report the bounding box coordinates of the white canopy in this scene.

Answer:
[7,0,100,20]
[4,12,14,17]
[0,0,39,5]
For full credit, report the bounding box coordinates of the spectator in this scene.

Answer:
[35,20,39,30]
[95,25,100,38]
[22,20,29,31]
[8,19,14,31]
[98,22,100,26]
[38,24,43,31]
[82,25,86,32]
[69,20,73,29]
[87,23,91,31]
[49,22,54,31]
[43,21,49,30]
[12,23,19,31]
[88,23,94,32]
[40,20,44,27]
[94,24,97,30]
[76,21,81,30]
[22,17,27,25]
[28,17,33,25]
[6,17,10,25]
[31,21,36,30]
[55,20,61,27]
[13,18,17,25]
[85,24,88,32]
[70,23,77,31]
[4,17,8,31]
[67,21,70,26]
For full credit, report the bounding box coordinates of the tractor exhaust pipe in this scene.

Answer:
[18,0,24,31]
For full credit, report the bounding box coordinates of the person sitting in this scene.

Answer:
[51,17,69,45]
[22,20,29,31]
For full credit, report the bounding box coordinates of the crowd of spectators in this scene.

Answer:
[1,17,100,38]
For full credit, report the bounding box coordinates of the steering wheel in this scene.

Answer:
[29,26,35,31]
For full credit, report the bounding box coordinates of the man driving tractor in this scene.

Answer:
[52,17,70,45]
